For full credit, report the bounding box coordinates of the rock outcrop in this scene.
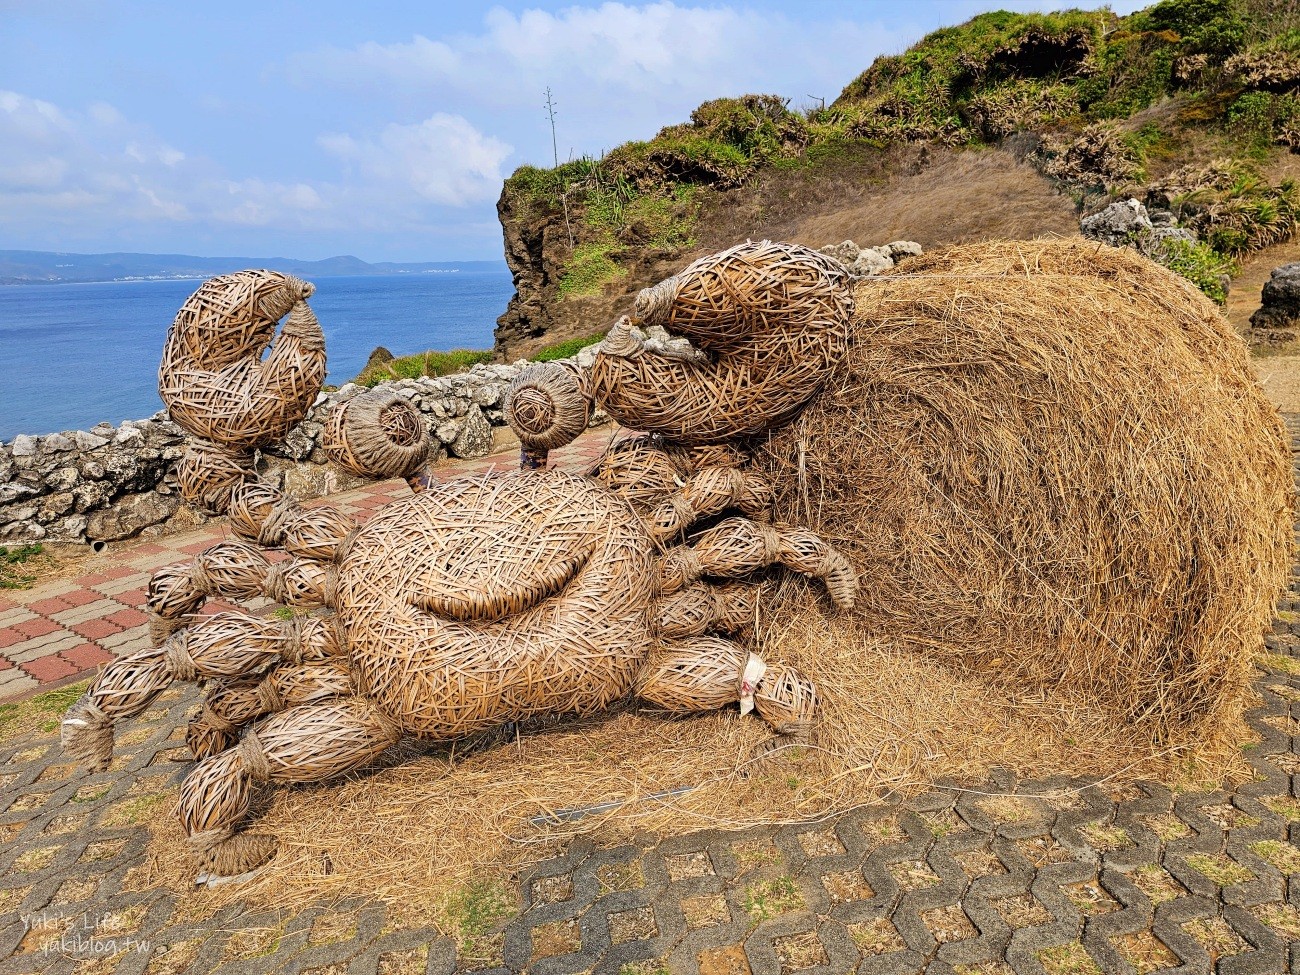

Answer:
[493,190,688,362]
[1251,263,1300,344]
[818,239,923,277]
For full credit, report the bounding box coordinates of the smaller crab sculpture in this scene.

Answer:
[59,240,858,881]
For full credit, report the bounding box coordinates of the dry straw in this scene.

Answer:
[136,607,1256,919]
[758,237,1293,739]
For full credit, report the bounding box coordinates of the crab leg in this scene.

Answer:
[186,659,354,759]
[651,582,758,639]
[179,697,400,880]
[635,638,817,735]
[647,466,774,543]
[60,613,343,772]
[655,517,858,610]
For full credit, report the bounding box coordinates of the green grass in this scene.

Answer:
[529,333,606,362]
[1249,839,1300,873]
[0,680,89,742]
[1154,237,1235,303]
[556,243,624,299]
[0,544,44,590]
[1186,852,1254,886]
[742,876,802,922]
[353,348,494,388]
[442,879,516,940]
[1038,942,1103,975]
[101,792,172,827]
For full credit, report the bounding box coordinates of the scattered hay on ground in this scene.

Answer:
[134,618,1252,921]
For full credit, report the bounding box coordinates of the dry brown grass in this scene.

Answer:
[133,610,1253,922]
[760,236,1293,742]
[788,148,1078,250]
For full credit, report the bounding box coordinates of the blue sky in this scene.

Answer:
[0,1,1147,262]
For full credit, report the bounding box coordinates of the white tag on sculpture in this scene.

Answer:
[739,653,767,716]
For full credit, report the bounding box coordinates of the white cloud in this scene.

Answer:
[319,113,511,206]
[286,3,906,159]
[290,3,805,101]
[0,89,509,249]
[0,90,325,235]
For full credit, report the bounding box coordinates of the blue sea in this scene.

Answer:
[0,271,514,441]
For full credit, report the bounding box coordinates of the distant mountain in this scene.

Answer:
[0,250,508,285]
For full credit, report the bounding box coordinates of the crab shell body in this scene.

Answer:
[340,471,655,737]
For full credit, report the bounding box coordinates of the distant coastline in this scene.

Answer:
[0,249,508,286]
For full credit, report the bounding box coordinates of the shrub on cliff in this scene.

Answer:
[604,95,807,192]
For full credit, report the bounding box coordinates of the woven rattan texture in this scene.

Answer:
[322,388,431,480]
[159,270,327,451]
[587,240,853,444]
[504,361,592,452]
[337,470,657,738]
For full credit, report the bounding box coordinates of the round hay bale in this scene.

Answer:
[757,237,1292,740]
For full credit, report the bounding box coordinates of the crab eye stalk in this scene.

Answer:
[321,388,432,490]
[504,361,592,469]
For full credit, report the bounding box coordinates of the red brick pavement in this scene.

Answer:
[0,429,615,700]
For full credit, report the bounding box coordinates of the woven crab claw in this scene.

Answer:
[586,240,853,445]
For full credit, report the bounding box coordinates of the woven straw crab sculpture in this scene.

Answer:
[59,240,858,880]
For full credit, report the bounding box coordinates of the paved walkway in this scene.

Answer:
[1,423,1299,974]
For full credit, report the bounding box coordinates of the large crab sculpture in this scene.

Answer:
[59,240,858,881]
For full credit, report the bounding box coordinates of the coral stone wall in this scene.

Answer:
[0,363,550,546]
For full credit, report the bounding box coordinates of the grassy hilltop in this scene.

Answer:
[494,0,1300,357]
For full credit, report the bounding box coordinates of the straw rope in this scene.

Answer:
[59,696,114,771]
[147,611,192,646]
[586,240,853,444]
[281,614,346,663]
